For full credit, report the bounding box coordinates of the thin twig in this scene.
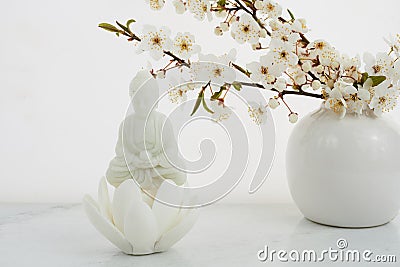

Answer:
[233,0,271,36]
[238,81,323,99]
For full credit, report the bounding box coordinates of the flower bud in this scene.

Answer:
[294,74,306,85]
[302,61,312,72]
[220,22,229,32]
[266,74,276,83]
[156,70,166,79]
[311,80,321,90]
[214,26,223,36]
[315,65,324,73]
[275,77,286,92]
[327,79,335,89]
[289,113,299,124]
[268,98,280,109]
[254,0,264,10]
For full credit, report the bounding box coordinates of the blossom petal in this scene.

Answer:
[344,85,357,95]
[112,179,142,233]
[154,208,198,252]
[124,201,158,255]
[358,89,371,101]
[83,195,133,254]
[363,52,375,67]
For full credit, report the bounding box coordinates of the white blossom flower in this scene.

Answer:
[320,49,340,67]
[83,178,197,255]
[168,82,195,104]
[230,13,261,44]
[255,0,282,18]
[173,0,186,14]
[287,66,307,85]
[307,39,333,57]
[266,39,299,76]
[246,55,275,89]
[191,49,237,84]
[137,25,172,60]
[325,98,347,118]
[307,40,339,67]
[384,34,400,57]
[210,100,232,122]
[248,101,268,125]
[268,97,280,109]
[393,60,400,83]
[292,19,308,34]
[270,20,300,46]
[190,62,236,84]
[145,0,165,10]
[369,81,400,116]
[341,54,361,82]
[344,85,370,114]
[187,0,212,21]
[364,52,393,77]
[172,32,201,60]
[324,81,350,118]
[288,113,299,123]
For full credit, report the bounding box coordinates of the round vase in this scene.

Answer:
[286,107,400,228]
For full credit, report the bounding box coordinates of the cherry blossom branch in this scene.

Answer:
[98,21,191,69]
[233,0,272,36]
[238,82,323,99]
[231,62,323,98]
[163,51,191,68]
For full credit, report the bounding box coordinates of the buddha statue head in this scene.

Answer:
[129,70,159,116]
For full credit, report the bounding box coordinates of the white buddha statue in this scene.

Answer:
[106,70,186,197]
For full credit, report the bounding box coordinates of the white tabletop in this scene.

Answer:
[0,203,398,267]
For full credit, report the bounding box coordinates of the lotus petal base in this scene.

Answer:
[83,177,198,255]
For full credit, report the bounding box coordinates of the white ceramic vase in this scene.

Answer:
[286,107,400,228]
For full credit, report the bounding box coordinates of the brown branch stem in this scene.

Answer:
[238,81,323,99]
[233,0,271,36]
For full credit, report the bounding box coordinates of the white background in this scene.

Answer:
[1,0,400,203]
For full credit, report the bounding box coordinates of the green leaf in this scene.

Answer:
[361,72,369,85]
[126,19,136,30]
[232,81,242,91]
[211,91,223,100]
[217,0,226,6]
[242,0,253,8]
[98,23,120,33]
[211,86,224,100]
[116,21,130,33]
[370,76,386,86]
[231,63,251,77]
[287,9,295,21]
[191,91,203,116]
[202,96,214,114]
